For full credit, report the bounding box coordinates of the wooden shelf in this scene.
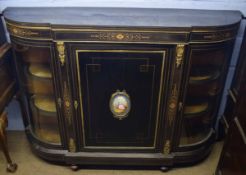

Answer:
[25,79,54,95]
[28,64,52,79]
[33,95,56,113]
[184,99,210,117]
[24,65,53,95]
[189,68,220,84]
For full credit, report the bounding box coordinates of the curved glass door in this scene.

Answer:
[14,43,61,144]
[180,46,229,145]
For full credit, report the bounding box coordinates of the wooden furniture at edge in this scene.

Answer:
[2,7,242,171]
[215,23,246,175]
[0,15,17,172]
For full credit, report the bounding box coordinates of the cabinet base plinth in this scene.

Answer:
[26,120,214,169]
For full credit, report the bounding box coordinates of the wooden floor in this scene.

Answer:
[0,131,223,175]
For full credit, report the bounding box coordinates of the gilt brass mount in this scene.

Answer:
[56,41,66,66]
[175,44,185,68]
[163,140,171,155]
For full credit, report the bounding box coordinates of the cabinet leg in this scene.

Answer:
[160,166,170,172]
[0,113,18,173]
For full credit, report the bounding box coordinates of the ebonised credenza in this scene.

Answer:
[3,7,242,170]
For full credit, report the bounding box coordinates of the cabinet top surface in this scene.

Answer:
[3,7,242,28]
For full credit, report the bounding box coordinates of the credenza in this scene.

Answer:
[3,7,242,170]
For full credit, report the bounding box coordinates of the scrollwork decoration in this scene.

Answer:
[8,25,39,37]
[56,41,66,66]
[163,140,171,155]
[175,44,185,68]
[90,32,150,41]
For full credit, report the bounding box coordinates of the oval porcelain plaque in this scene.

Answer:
[109,90,131,120]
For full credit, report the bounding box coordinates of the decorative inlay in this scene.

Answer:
[57,98,62,108]
[203,31,232,40]
[163,140,171,155]
[63,82,72,125]
[139,65,149,72]
[65,100,70,108]
[74,100,78,110]
[109,90,131,120]
[190,28,238,43]
[90,32,150,41]
[8,25,39,37]
[167,84,178,125]
[175,44,185,68]
[56,42,66,66]
[116,33,125,40]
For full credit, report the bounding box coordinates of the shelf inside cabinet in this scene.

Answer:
[24,65,54,95]
[189,67,220,84]
[184,99,210,117]
[25,78,54,95]
[188,81,221,97]
[28,64,52,79]
[33,95,56,113]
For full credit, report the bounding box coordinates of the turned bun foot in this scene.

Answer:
[7,163,18,173]
[70,164,79,171]
[160,166,170,172]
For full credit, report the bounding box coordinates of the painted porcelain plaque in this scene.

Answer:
[109,90,131,120]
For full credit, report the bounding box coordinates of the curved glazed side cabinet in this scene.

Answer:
[3,7,242,169]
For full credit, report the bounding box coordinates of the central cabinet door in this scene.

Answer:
[70,44,170,150]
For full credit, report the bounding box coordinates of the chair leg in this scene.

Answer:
[0,112,17,173]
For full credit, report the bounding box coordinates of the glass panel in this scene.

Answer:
[180,48,226,145]
[14,44,60,144]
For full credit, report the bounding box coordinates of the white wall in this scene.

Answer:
[0,0,246,15]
